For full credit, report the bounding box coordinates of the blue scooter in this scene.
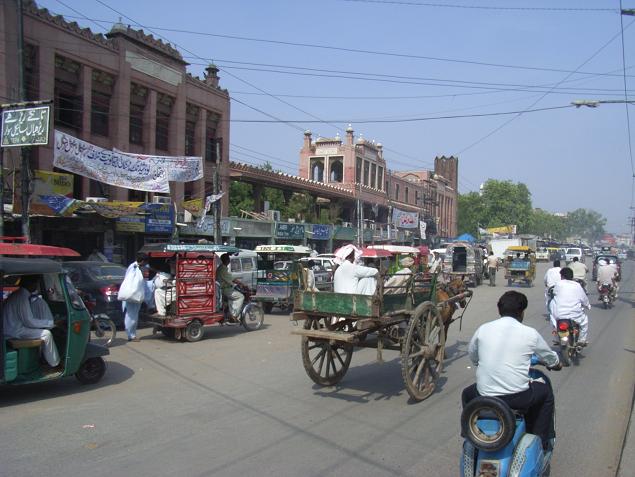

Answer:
[460,358,557,477]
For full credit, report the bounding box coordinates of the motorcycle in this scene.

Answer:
[222,283,264,332]
[556,319,582,367]
[574,278,587,295]
[460,357,558,477]
[598,283,614,309]
[79,290,117,347]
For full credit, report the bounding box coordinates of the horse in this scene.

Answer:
[436,274,468,342]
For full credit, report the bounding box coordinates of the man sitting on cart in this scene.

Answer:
[384,256,414,295]
[217,253,244,320]
[333,245,378,295]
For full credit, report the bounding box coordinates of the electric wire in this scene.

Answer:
[619,0,635,181]
[341,0,617,12]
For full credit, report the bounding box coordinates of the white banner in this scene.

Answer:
[419,220,427,239]
[114,148,203,182]
[392,207,419,229]
[197,192,224,228]
[54,130,169,193]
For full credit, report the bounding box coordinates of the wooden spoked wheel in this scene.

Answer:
[401,302,446,401]
[301,316,354,386]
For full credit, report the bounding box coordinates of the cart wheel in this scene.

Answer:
[301,316,353,386]
[185,320,204,342]
[263,303,274,314]
[401,302,445,401]
[75,357,106,385]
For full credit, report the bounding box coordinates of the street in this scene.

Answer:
[1,262,633,477]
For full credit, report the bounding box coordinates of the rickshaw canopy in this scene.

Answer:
[0,257,63,275]
[141,243,240,258]
[506,245,533,252]
[360,247,393,258]
[366,245,420,255]
[254,245,312,254]
[0,242,80,257]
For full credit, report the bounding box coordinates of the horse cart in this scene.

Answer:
[291,273,472,401]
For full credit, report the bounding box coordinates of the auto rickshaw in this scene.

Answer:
[1,257,109,386]
[140,243,264,342]
[254,245,320,313]
[503,245,536,287]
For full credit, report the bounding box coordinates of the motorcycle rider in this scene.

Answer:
[462,291,561,451]
[543,259,561,313]
[217,253,244,321]
[596,259,618,300]
[550,267,591,346]
[568,257,588,293]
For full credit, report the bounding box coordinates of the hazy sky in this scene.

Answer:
[39,0,635,233]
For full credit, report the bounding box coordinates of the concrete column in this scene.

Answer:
[169,82,187,205]
[80,64,92,198]
[145,90,157,154]
[110,54,131,200]
[195,106,206,198]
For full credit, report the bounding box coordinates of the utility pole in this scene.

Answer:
[17,0,30,241]
[213,140,222,244]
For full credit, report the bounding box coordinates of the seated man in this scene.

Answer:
[550,267,591,345]
[3,275,60,367]
[217,253,244,320]
[302,260,319,292]
[384,256,414,295]
[333,247,378,295]
[153,260,176,316]
[596,259,618,298]
[462,291,561,450]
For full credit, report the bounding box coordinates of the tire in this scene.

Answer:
[461,396,516,452]
[263,302,274,314]
[401,302,445,402]
[75,357,106,385]
[560,344,571,367]
[242,303,264,331]
[184,320,204,342]
[93,317,116,347]
[301,316,353,386]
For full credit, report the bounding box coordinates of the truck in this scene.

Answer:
[489,238,522,259]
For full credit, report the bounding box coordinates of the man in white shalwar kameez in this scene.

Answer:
[3,275,60,367]
[384,256,414,294]
[333,246,378,295]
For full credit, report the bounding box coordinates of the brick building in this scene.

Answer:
[299,127,458,240]
[0,0,230,259]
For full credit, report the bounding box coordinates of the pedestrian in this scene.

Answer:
[118,252,149,342]
[486,251,499,286]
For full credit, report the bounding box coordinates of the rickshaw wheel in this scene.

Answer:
[75,357,106,385]
[401,302,445,402]
[242,303,264,331]
[185,320,204,342]
[301,316,353,386]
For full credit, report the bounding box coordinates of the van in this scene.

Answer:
[565,247,584,264]
[229,249,258,291]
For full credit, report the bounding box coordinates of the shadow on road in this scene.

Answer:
[0,361,134,407]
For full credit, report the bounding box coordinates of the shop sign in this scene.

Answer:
[1,106,50,147]
[275,223,305,240]
[144,203,174,234]
[311,224,331,240]
[333,226,356,241]
[16,170,73,216]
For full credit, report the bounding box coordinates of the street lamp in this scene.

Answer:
[571,99,635,108]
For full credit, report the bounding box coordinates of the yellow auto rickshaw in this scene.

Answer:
[504,246,536,287]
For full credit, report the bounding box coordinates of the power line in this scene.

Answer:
[619,0,635,180]
[341,0,616,12]
[455,18,635,155]
[49,13,633,78]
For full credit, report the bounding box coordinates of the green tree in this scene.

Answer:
[229,181,254,217]
[481,180,533,233]
[529,208,568,240]
[566,208,606,242]
[457,191,484,236]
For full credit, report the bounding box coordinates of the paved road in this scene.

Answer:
[1,262,633,477]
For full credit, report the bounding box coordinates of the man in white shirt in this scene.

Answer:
[550,267,591,345]
[333,249,379,295]
[596,259,618,299]
[543,259,561,313]
[486,252,499,287]
[462,291,561,450]
[3,275,60,367]
[428,252,442,274]
[568,257,588,292]
[384,256,414,295]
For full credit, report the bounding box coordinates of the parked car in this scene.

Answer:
[591,254,621,282]
[535,247,550,261]
[63,261,127,328]
[306,255,336,272]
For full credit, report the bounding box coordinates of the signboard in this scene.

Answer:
[144,203,174,234]
[392,207,419,229]
[311,224,332,240]
[14,169,73,216]
[1,106,50,147]
[275,223,305,240]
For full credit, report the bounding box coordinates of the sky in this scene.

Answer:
[38,0,635,234]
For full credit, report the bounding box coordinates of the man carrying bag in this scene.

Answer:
[117,253,148,342]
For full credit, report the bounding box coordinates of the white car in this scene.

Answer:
[565,247,584,263]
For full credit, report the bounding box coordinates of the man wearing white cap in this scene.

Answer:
[384,256,415,294]
[333,246,379,295]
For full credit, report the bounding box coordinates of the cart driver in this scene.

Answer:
[3,275,60,368]
[217,253,244,320]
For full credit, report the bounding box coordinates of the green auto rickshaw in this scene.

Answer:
[1,257,109,386]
